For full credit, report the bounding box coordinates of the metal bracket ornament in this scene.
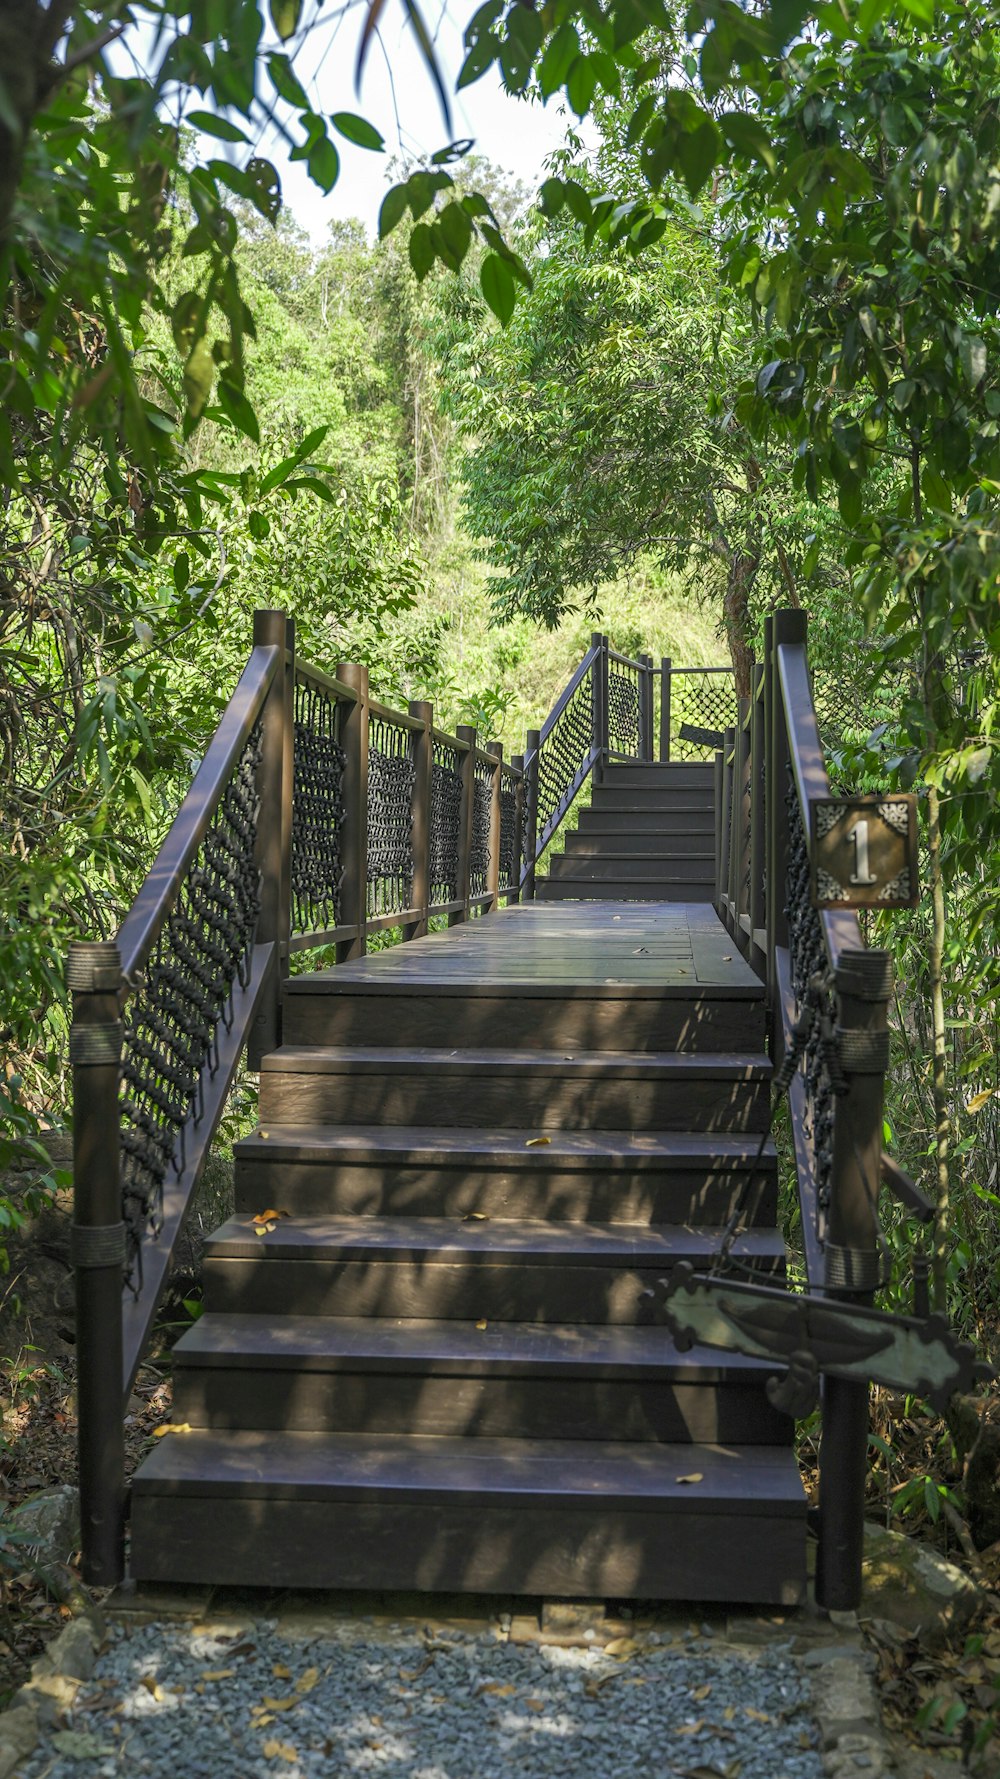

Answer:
[648,1263,992,1416]
[810,795,919,909]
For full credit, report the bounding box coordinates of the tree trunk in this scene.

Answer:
[723,549,757,698]
[0,5,44,251]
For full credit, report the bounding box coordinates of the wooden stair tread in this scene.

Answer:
[261,1046,770,1079]
[174,1312,784,1380]
[236,1124,777,1169]
[133,1429,805,1515]
[206,1214,785,1267]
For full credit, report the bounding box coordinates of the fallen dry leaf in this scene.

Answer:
[675,1720,704,1736]
[477,1682,516,1697]
[692,1683,712,1700]
[675,1472,704,1484]
[296,1667,319,1695]
[525,1698,545,1713]
[140,1676,164,1700]
[153,1422,193,1438]
[744,1707,770,1723]
[475,1319,488,1331]
[260,1695,300,1713]
[272,1663,292,1681]
[604,1637,640,1657]
[525,1136,551,1147]
[261,1740,298,1763]
[463,1211,490,1221]
[201,1668,235,1682]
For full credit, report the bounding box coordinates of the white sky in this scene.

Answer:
[118,3,579,241]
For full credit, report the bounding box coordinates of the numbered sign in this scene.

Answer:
[810,795,919,909]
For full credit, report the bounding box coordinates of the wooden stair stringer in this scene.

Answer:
[129,896,806,1606]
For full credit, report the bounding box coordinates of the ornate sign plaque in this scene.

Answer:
[810,795,918,909]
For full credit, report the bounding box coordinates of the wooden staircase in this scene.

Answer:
[538,762,716,901]
[130,895,807,1604]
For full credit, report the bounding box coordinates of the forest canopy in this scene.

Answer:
[3,0,1000,1400]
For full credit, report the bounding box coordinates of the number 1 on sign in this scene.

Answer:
[847,819,878,887]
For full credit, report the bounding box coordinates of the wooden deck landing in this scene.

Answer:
[296,902,763,993]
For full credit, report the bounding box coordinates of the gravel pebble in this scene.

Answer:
[20,1618,825,1779]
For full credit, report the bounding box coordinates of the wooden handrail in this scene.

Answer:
[117,643,280,986]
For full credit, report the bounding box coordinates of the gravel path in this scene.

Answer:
[20,1615,826,1779]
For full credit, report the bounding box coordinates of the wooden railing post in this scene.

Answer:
[749,662,766,962]
[767,609,807,1002]
[250,609,293,1064]
[592,633,608,784]
[336,662,370,962]
[713,746,724,898]
[817,947,892,1611]
[68,939,126,1586]
[523,729,540,900]
[510,753,524,904]
[451,723,477,925]
[486,741,503,912]
[640,653,655,762]
[406,698,433,941]
[718,726,735,917]
[734,694,752,939]
[660,656,672,762]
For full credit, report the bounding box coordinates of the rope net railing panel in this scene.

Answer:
[291,675,346,935]
[498,767,518,894]
[535,669,593,850]
[367,713,415,918]
[469,755,493,899]
[430,738,463,907]
[119,722,262,1290]
[607,658,641,758]
[669,669,737,759]
[785,774,836,1241]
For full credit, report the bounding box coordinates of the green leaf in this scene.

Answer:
[436,200,473,265]
[331,112,385,151]
[308,135,340,194]
[538,177,565,217]
[186,111,250,144]
[379,184,409,239]
[567,56,598,119]
[268,53,309,109]
[409,221,436,280]
[216,378,260,443]
[269,0,302,42]
[537,22,580,96]
[480,252,515,325]
[719,111,776,172]
[245,157,282,222]
[183,340,215,421]
[900,0,935,23]
[259,425,330,495]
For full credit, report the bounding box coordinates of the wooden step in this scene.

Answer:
[537,878,717,903]
[234,1125,779,1225]
[283,982,764,1051]
[202,1215,785,1321]
[566,830,714,855]
[258,1046,769,1131]
[590,788,714,811]
[129,1430,807,1603]
[550,851,715,880]
[603,764,714,788]
[578,810,716,836]
[172,1313,794,1445]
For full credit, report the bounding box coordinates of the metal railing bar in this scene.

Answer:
[536,643,600,749]
[368,698,425,732]
[294,660,359,702]
[776,640,866,974]
[288,924,360,952]
[117,644,280,987]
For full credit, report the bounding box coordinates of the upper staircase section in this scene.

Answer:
[538,762,716,901]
